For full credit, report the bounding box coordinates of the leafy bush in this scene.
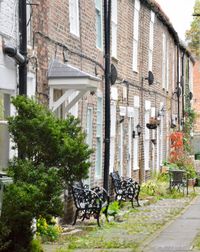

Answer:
[36,217,62,242]
[7,160,63,220]
[0,183,41,252]
[8,96,93,184]
[107,201,120,218]
[141,180,159,196]
[30,239,44,252]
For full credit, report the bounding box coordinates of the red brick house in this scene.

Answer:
[27,0,194,186]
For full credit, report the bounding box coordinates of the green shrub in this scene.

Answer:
[141,180,159,196]
[36,217,62,242]
[0,183,40,252]
[107,201,120,218]
[30,239,44,252]
[8,96,93,184]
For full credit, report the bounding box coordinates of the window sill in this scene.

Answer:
[111,56,119,63]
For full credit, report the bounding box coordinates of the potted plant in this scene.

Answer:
[146,117,160,129]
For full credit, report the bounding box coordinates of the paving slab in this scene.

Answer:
[142,196,200,252]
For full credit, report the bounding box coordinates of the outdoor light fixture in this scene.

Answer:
[3,45,26,65]
[136,124,142,136]
[173,87,182,97]
[145,71,154,85]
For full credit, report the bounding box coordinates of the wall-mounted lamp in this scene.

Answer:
[136,124,142,136]
[189,91,193,101]
[3,45,27,65]
[119,116,124,124]
[145,71,154,85]
[173,87,182,97]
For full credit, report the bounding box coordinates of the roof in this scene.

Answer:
[142,0,195,63]
[48,60,100,81]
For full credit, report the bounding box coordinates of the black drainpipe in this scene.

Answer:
[181,50,185,126]
[18,0,27,95]
[103,0,111,192]
[177,45,180,127]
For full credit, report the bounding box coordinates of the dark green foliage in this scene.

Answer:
[0,95,93,251]
[0,183,40,252]
[8,160,63,219]
[185,0,200,57]
[0,160,63,251]
[8,95,92,184]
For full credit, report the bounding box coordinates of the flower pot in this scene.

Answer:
[161,166,168,173]
[187,178,196,187]
[146,123,157,129]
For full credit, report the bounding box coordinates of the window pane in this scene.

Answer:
[96,9,102,48]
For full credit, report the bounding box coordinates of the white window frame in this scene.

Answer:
[95,0,103,49]
[132,0,140,72]
[133,108,139,170]
[69,0,80,37]
[84,106,93,186]
[111,0,118,58]
[118,120,124,176]
[162,33,166,89]
[144,101,151,171]
[95,94,103,178]
[110,101,116,173]
[27,0,32,47]
[148,11,155,71]
[127,116,133,177]
[27,72,36,98]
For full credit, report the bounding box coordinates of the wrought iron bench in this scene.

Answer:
[71,181,110,227]
[110,171,140,207]
[169,169,188,195]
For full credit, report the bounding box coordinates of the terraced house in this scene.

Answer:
[0,0,194,187]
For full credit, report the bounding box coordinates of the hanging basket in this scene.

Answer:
[146,123,157,129]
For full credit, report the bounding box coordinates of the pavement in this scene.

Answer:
[142,194,200,252]
[43,189,200,252]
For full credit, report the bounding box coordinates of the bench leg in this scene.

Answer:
[135,194,140,207]
[72,209,79,225]
[104,204,109,222]
[96,210,101,227]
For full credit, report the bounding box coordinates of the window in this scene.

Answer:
[148,11,155,71]
[118,120,124,176]
[95,0,103,49]
[132,0,140,72]
[95,95,103,177]
[110,102,116,173]
[162,33,169,90]
[162,33,166,89]
[133,107,139,170]
[27,1,32,47]
[86,107,93,148]
[69,0,79,37]
[27,72,36,98]
[111,0,117,58]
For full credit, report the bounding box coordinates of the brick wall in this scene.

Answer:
[32,0,191,185]
[193,60,200,133]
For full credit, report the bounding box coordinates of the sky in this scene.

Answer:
[155,0,196,41]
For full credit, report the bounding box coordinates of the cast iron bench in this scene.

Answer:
[71,181,110,227]
[110,171,140,207]
[169,169,188,195]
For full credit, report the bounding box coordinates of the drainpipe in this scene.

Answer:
[103,0,111,192]
[177,45,180,128]
[181,51,185,126]
[18,0,27,95]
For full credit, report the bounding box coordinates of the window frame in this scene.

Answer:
[69,0,80,37]
[95,0,103,50]
[132,0,140,72]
